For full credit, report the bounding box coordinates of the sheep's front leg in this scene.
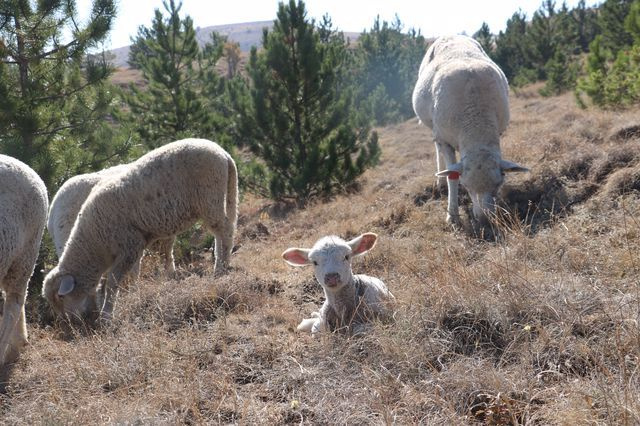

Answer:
[100,241,145,323]
[436,142,461,226]
[158,237,176,277]
[434,141,449,192]
[0,289,27,366]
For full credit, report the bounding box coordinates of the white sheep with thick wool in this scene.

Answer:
[48,164,176,277]
[283,233,394,334]
[0,155,48,367]
[42,139,238,323]
[412,35,528,225]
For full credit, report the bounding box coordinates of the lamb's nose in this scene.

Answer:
[324,272,341,287]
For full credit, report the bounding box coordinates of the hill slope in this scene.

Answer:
[2,87,639,423]
[108,20,361,68]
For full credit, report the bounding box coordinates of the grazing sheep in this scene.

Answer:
[283,233,395,334]
[0,155,48,366]
[42,139,238,323]
[412,35,528,226]
[48,165,176,277]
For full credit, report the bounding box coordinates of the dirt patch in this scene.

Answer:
[373,204,411,233]
[533,345,596,381]
[468,390,544,424]
[240,221,271,241]
[439,308,506,359]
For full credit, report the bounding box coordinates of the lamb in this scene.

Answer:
[282,233,395,334]
[0,155,48,367]
[48,164,176,277]
[412,35,528,226]
[42,138,238,323]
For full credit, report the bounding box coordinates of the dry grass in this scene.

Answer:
[2,87,640,424]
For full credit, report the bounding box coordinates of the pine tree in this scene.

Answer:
[625,0,640,42]
[574,0,600,52]
[236,0,380,203]
[553,2,580,54]
[473,22,493,54]
[121,0,221,149]
[598,0,634,52]
[576,0,640,108]
[353,16,426,123]
[540,48,579,96]
[0,0,130,189]
[527,0,560,80]
[493,11,532,82]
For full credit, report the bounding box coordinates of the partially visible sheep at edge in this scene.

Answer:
[48,164,176,278]
[0,154,48,367]
[412,35,528,227]
[42,138,238,324]
[283,233,395,334]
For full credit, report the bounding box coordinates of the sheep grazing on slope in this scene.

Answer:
[412,35,528,226]
[48,165,176,277]
[0,155,48,367]
[42,139,238,323]
[283,233,395,334]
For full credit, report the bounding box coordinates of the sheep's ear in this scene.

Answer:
[58,275,76,296]
[435,162,463,177]
[348,233,378,257]
[282,248,311,266]
[500,159,529,173]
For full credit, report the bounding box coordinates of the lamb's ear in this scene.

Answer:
[58,275,76,296]
[500,159,529,173]
[282,248,312,266]
[435,162,463,177]
[348,233,378,257]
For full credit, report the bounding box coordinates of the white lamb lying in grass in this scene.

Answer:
[283,233,395,334]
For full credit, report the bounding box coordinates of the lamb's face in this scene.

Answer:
[42,269,99,323]
[307,237,354,292]
[282,233,378,293]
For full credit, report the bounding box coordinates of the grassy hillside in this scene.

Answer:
[1,86,639,424]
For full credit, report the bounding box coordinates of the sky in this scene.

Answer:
[77,0,593,49]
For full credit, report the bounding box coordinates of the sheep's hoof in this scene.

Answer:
[0,343,22,367]
[97,312,113,327]
[446,214,462,230]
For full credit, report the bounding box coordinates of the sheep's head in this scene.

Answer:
[282,233,378,292]
[42,267,99,323]
[437,151,528,223]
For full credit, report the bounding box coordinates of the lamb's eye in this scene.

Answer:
[312,260,318,266]
[344,255,350,261]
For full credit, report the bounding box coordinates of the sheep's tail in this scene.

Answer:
[226,154,238,225]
